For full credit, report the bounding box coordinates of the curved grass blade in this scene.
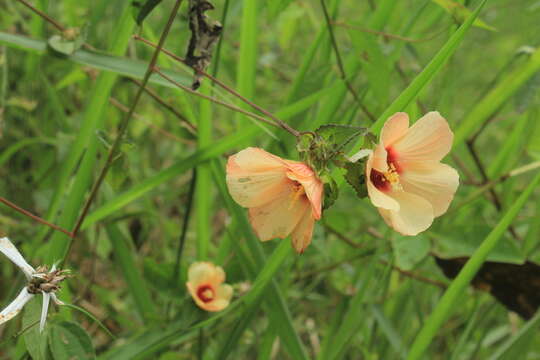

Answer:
[406,171,540,360]
[361,0,488,138]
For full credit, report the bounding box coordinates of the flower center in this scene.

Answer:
[197,284,215,303]
[289,180,306,208]
[370,148,402,192]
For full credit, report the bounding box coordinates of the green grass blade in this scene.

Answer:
[488,310,540,360]
[210,160,310,360]
[362,0,488,137]
[0,32,191,90]
[406,171,540,360]
[454,47,540,146]
[217,240,292,360]
[195,82,213,260]
[46,5,135,262]
[371,304,407,359]
[81,127,259,229]
[104,223,157,322]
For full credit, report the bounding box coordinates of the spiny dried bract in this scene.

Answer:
[0,237,67,332]
[27,267,71,295]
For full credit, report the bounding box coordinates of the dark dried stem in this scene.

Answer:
[71,0,185,239]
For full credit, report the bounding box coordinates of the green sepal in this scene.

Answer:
[344,159,368,199]
[320,172,339,210]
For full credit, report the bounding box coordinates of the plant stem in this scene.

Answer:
[133,35,301,137]
[71,0,185,239]
[0,197,74,238]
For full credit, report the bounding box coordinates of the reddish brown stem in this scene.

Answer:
[0,197,74,238]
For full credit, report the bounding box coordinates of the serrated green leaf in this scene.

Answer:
[315,124,368,153]
[48,321,96,360]
[132,0,163,25]
[344,161,368,199]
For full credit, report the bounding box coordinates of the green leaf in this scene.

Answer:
[392,235,430,271]
[132,0,163,25]
[23,297,49,360]
[432,225,525,264]
[47,33,84,56]
[48,321,96,360]
[431,0,496,31]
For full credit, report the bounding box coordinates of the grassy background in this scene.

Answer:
[1,0,540,359]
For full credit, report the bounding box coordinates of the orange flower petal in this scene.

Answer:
[392,112,453,162]
[400,161,459,217]
[381,112,409,147]
[290,208,315,253]
[226,147,288,208]
[248,186,310,241]
[285,162,323,220]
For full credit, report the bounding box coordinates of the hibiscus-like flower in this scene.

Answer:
[366,112,459,235]
[226,147,323,253]
[186,262,233,312]
[0,237,67,332]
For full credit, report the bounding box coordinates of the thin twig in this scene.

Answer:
[379,259,447,288]
[0,197,74,238]
[128,78,197,134]
[325,222,446,288]
[168,169,197,318]
[333,21,446,43]
[109,97,193,144]
[320,0,376,123]
[16,0,64,32]
[466,139,520,239]
[71,0,185,240]
[133,35,301,137]
[153,67,279,129]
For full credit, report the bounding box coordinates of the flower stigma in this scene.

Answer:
[197,284,215,303]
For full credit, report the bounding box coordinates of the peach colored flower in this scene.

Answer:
[186,262,233,312]
[226,147,323,253]
[366,112,459,235]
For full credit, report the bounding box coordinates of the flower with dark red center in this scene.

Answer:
[366,112,459,235]
[186,262,233,312]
